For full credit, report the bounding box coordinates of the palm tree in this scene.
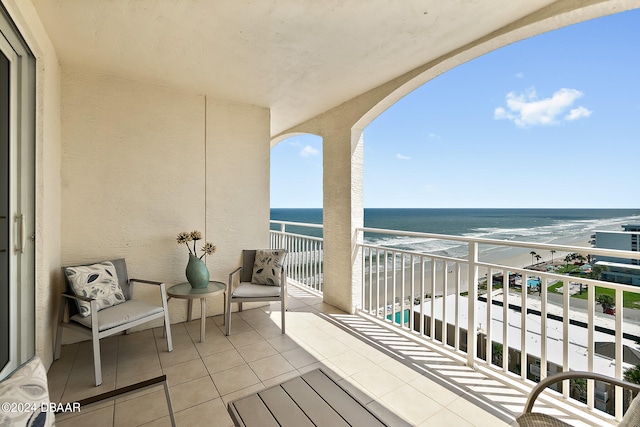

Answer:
[564,253,574,268]
[530,251,537,266]
[534,254,542,265]
[596,294,615,313]
[550,250,556,265]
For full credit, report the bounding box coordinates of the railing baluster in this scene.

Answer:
[430,258,436,340]
[540,274,548,383]
[587,279,594,410]
[419,255,425,336]
[521,272,527,381]
[486,267,493,367]
[615,289,624,421]
[401,253,406,328]
[502,268,508,373]
[563,271,570,399]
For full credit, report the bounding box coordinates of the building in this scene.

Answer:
[595,225,640,285]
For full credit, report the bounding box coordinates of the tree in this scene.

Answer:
[570,377,587,403]
[588,265,606,280]
[565,254,573,268]
[530,251,537,266]
[492,342,504,367]
[624,364,640,407]
[534,254,542,265]
[596,294,615,314]
[550,250,556,265]
[624,364,640,384]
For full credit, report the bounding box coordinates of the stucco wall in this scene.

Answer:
[60,69,270,340]
[2,0,62,369]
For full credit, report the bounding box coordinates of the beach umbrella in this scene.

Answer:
[595,342,640,365]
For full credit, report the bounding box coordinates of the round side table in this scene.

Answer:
[167,281,226,343]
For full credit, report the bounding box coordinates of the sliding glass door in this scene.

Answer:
[0,5,36,378]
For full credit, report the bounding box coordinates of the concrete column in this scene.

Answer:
[321,126,364,313]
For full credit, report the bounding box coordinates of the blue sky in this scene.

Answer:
[270,9,640,209]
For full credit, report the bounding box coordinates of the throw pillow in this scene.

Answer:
[251,249,287,286]
[64,261,125,317]
[0,356,54,427]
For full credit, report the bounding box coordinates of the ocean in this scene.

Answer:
[271,208,640,261]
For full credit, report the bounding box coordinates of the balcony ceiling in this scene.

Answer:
[32,0,560,135]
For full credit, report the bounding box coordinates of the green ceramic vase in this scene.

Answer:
[186,254,209,288]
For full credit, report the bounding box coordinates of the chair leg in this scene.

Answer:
[281,300,286,335]
[54,296,66,360]
[92,331,102,386]
[164,313,173,353]
[225,302,231,336]
[160,284,173,352]
[163,378,176,427]
[90,300,102,386]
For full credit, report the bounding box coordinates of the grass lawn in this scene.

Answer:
[570,285,640,309]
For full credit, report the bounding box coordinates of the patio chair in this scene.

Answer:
[518,371,640,427]
[54,259,173,386]
[226,249,287,336]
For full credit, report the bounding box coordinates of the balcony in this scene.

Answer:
[50,285,523,427]
[48,222,640,426]
[269,221,640,426]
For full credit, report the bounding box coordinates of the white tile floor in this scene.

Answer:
[48,286,535,427]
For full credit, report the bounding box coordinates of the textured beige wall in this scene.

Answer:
[60,69,270,339]
[204,98,270,316]
[2,0,62,369]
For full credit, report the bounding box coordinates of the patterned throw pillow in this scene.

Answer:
[251,249,287,286]
[0,356,54,427]
[64,261,125,317]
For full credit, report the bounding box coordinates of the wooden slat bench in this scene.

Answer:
[228,368,393,427]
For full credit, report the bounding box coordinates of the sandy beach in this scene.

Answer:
[362,233,594,310]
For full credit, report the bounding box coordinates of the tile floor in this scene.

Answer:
[48,286,546,427]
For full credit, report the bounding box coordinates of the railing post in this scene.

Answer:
[280,223,286,249]
[467,241,478,368]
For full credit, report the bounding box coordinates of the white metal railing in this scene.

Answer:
[269,219,640,422]
[358,227,640,423]
[270,221,323,293]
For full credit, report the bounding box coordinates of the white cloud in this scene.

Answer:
[515,72,524,79]
[428,133,441,139]
[396,153,410,160]
[300,145,319,157]
[565,106,593,121]
[494,87,591,128]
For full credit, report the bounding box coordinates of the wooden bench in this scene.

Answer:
[228,368,395,427]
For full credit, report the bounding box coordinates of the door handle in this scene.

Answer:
[14,213,25,254]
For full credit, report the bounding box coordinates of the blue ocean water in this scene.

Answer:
[271,208,640,259]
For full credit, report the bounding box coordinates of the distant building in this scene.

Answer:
[594,225,640,285]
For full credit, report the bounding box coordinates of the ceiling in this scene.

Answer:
[33,0,576,135]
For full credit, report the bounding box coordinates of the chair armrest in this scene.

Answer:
[61,292,94,303]
[129,278,164,286]
[128,278,166,300]
[523,370,640,414]
[229,267,243,292]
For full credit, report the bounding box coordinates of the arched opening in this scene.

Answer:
[364,9,639,213]
[270,134,323,210]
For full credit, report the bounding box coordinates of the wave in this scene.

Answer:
[363,213,640,260]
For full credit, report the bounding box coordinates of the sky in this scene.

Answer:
[270,9,640,209]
